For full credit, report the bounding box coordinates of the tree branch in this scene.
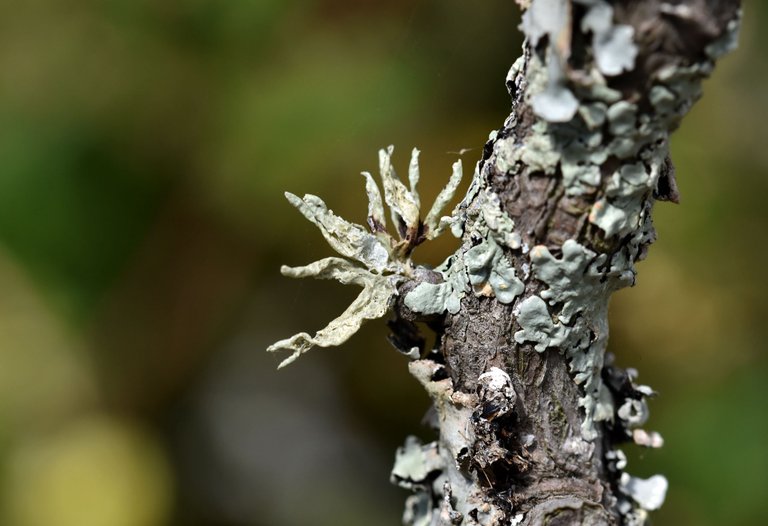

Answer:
[389,1,741,525]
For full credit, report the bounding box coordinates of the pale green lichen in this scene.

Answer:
[404,255,468,315]
[480,191,522,250]
[578,102,607,130]
[378,145,421,234]
[588,81,623,103]
[590,155,661,238]
[284,192,392,273]
[513,295,570,352]
[562,162,601,196]
[405,188,526,314]
[520,0,575,123]
[522,0,638,122]
[425,159,464,238]
[520,0,569,49]
[449,166,482,239]
[391,435,443,490]
[617,398,649,428]
[267,258,398,368]
[606,136,642,160]
[648,85,676,115]
[516,0,734,241]
[392,434,448,526]
[268,146,463,367]
[408,148,422,208]
[520,122,562,173]
[531,49,580,123]
[495,119,561,176]
[514,239,638,438]
[530,240,634,323]
[606,101,638,136]
[589,198,636,237]
[396,359,482,525]
[578,0,638,76]
[504,3,740,523]
[509,0,738,447]
[465,237,524,304]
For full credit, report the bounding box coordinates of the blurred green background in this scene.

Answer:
[0,1,765,525]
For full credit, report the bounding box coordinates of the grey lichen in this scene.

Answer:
[474,3,738,520]
[284,192,391,273]
[589,199,636,237]
[577,102,607,130]
[604,363,664,449]
[606,101,638,136]
[617,398,649,428]
[268,146,463,367]
[377,146,421,236]
[587,145,665,234]
[426,159,465,238]
[561,162,601,195]
[515,0,738,242]
[519,0,570,50]
[480,190,522,250]
[521,0,581,123]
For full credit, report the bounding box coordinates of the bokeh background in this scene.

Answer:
[0,1,765,525]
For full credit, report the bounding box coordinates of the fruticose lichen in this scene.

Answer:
[267,146,463,368]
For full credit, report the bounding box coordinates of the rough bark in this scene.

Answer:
[388,2,741,525]
[267,1,741,525]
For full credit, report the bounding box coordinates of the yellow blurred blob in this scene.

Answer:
[0,250,96,431]
[5,415,173,526]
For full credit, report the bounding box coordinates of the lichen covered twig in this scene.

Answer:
[269,1,741,524]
